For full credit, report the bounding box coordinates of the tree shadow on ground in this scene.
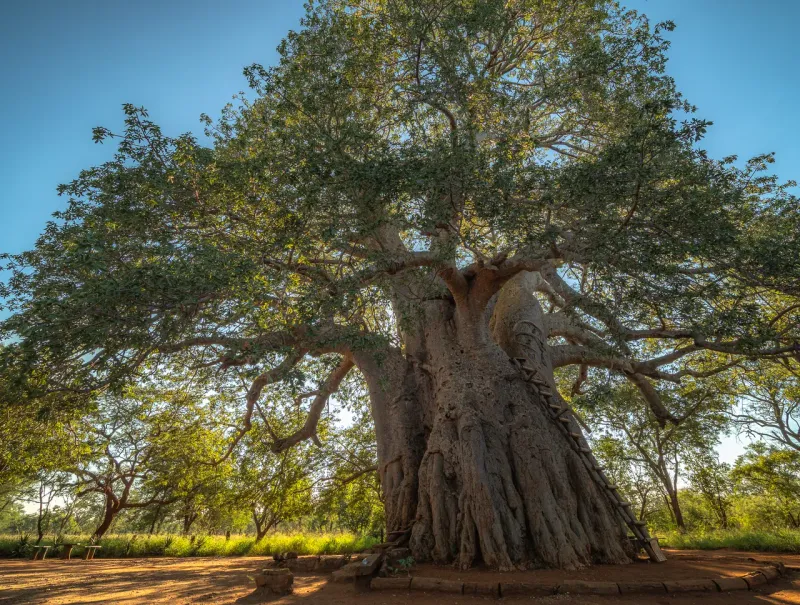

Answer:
[0,554,798,605]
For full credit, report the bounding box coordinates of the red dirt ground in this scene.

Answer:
[0,550,797,604]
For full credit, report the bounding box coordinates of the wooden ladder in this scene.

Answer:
[512,356,667,563]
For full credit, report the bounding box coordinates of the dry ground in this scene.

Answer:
[0,550,797,605]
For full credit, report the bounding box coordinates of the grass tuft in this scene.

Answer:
[657,528,800,553]
[0,532,378,559]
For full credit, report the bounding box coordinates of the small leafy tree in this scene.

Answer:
[687,453,733,529]
[71,386,223,541]
[592,436,661,524]
[735,360,800,452]
[732,443,800,529]
[236,426,314,541]
[581,377,731,530]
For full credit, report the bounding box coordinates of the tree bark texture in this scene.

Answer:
[357,273,633,570]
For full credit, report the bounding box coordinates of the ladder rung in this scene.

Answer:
[569,432,581,439]
[531,377,547,385]
[548,403,561,410]
[538,389,552,397]
[579,447,592,453]
[606,484,618,490]
[618,501,631,507]
[559,417,570,424]
[635,521,647,526]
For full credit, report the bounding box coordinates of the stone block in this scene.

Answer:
[464,581,500,597]
[348,552,369,560]
[617,581,666,594]
[742,571,767,588]
[558,580,619,595]
[253,568,293,595]
[352,553,383,575]
[317,555,347,571]
[286,556,319,572]
[371,577,412,591]
[331,569,353,583]
[500,582,556,597]
[272,551,298,561]
[409,577,464,593]
[663,579,716,593]
[713,577,749,592]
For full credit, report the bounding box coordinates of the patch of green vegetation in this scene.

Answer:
[657,529,800,553]
[0,532,378,558]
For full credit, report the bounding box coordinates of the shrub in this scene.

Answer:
[658,528,800,553]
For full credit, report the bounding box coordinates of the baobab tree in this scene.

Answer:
[2,0,799,569]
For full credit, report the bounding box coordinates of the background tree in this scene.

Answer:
[686,453,733,529]
[314,396,383,537]
[71,386,221,541]
[732,443,800,529]
[2,0,799,568]
[235,427,314,542]
[581,378,731,530]
[592,436,661,524]
[735,360,800,452]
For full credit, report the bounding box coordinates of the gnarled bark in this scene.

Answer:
[358,272,633,569]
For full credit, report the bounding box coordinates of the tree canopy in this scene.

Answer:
[3,0,798,427]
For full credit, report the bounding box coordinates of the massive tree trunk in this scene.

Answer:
[356,272,633,570]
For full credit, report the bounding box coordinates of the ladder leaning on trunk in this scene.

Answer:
[511,354,667,564]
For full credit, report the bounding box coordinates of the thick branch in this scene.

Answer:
[213,349,307,465]
[624,372,677,426]
[271,356,355,453]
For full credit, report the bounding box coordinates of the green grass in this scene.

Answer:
[0,531,379,559]
[657,528,800,553]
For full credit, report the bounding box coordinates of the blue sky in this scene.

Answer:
[1,0,798,463]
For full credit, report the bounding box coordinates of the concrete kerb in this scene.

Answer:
[367,561,790,597]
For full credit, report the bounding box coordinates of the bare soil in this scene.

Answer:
[0,550,797,605]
